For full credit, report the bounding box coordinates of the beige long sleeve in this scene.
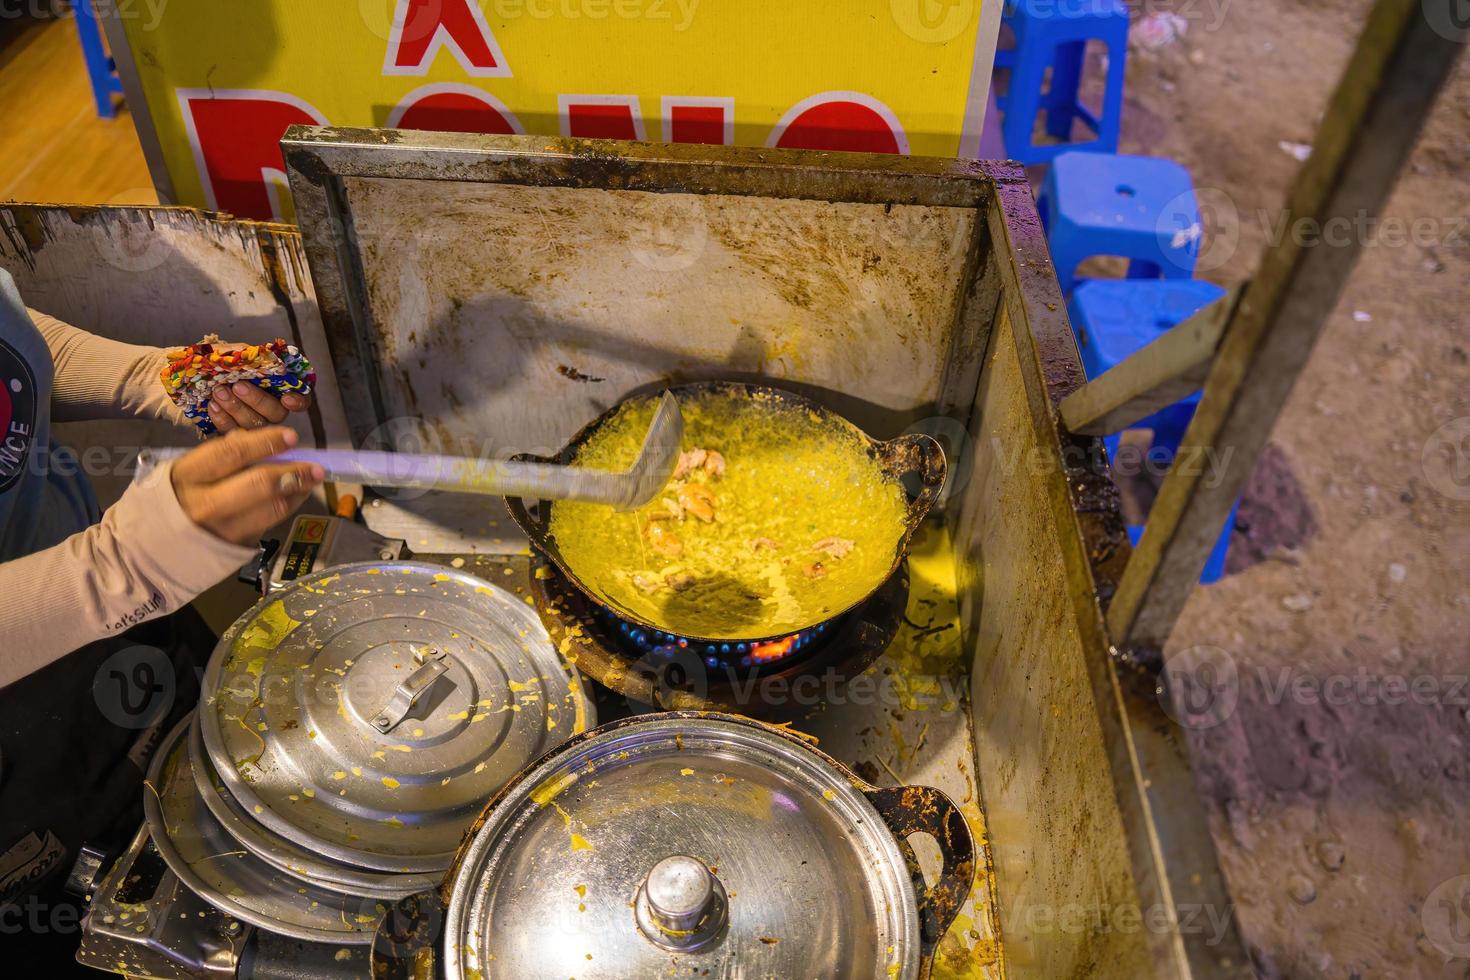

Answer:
[30,309,183,426]
[0,461,254,689]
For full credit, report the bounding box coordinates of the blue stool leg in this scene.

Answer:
[74,0,123,120]
[1092,17,1127,154]
[1044,41,1085,141]
[1001,34,1051,164]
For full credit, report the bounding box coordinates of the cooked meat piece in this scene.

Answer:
[665,572,696,592]
[677,484,717,523]
[802,561,827,579]
[702,450,726,477]
[632,572,662,593]
[672,448,708,480]
[812,537,856,560]
[646,522,683,557]
[749,537,779,552]
[649,497,684,521]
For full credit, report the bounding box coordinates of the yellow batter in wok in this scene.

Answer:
[548,389,909,639]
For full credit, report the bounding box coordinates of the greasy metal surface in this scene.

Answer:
[440,713,966,980]
[505,381,946,644]
[144,716,381,945]
[957,164,1252,977]
[282,130,992,454]
[200,561,593,873]
[529,555,907,718]
[78,823,244,979]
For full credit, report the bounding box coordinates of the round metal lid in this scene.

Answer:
[200,561,594,873]
[187,713,437,899]
[442,714,919,980]
[144,716,383,945]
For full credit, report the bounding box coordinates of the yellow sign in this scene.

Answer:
[114,0,998,221]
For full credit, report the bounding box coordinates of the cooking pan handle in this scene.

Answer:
[864,784,976,978]
[503,451,559,550]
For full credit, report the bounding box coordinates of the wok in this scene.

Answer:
[505,381,946,645]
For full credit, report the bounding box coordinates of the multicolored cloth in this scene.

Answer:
[160,335,315,434]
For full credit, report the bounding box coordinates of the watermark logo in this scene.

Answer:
[628,196,708,273]
[1423,874,1470,959]
[890,0,976,43]
[92,190,173,274]
[1423,0,1470,43]
[1159,645,1239,729]
[1422,416,1470,501]
[92,644,175,730]
[1175,186,1240,274]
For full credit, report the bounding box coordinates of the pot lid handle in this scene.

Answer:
[371,647,449,734]
[634,855,728,952]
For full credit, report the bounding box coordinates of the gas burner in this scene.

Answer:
[528,558,909,717]
[593,604,840,670]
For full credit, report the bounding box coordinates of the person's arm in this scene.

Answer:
[32,310,315,431]
[30,309,181,425]
[0,428,324,689]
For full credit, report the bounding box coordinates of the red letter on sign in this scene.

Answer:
[388,84,524,134]
[177,89,329,221]
[769,92,909,155]
[559,96,645,141]
[660,97,733,146]
[384,0,510,77]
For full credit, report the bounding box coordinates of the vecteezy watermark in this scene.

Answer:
[490,0,700,29]
[1421,416,1470,501]
[1158,645,1470,729]
[1423,875,1470,960]
[889,0,978,44]
[1013,899,1237,947]
[0,0,170,31]
[0,895,82,935]
[1165,184,1468,275]
[92,644,176,730]
[357,0,700,39]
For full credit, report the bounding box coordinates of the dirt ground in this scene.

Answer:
[1107,2,1470,976]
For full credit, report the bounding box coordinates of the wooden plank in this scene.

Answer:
[1108,0,1465,653]
[1058,286,1242,436]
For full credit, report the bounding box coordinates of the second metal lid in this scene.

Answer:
[200,561,593,873]
[442,713,920,979]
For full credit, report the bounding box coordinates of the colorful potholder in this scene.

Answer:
[161,335,316,434]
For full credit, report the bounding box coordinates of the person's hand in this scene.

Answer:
[206,381,313,434]
[171,427,325,546]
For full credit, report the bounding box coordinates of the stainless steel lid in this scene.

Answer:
[200,561,593,873]
[187,713,437,899]
[442,714,922,980]
[144,716,383,945]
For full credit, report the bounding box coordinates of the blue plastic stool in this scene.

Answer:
[1069,278,1238,583]
[1038,152,1202,296]
[74,0,123,119]
[993,0,1128,164]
